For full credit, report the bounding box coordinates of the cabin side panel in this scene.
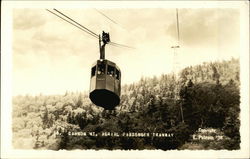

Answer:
[96,74,106,89]
[106,75,115,92]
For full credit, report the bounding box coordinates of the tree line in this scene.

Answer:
[12,58,240,150]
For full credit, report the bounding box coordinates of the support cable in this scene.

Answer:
[46,9,98,39]
[53,9,99,38]
[47,9,135,49]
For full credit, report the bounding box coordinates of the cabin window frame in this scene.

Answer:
[115,69,120,80]
[91,65,96,77]
[107,65,115,77]
[97,62,106,75]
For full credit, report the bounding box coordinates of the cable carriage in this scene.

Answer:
[46,9,133,110]
[89,32,121,110]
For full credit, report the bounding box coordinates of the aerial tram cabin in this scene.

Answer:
[89,60,121,110]
[89,32,121,110]
[45,9,131,110]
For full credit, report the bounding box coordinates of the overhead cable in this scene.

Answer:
[46,9,98,39]
[47,9,135,49]
[110,42,135,49]
[53,9,99,38]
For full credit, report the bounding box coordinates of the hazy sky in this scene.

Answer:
[12,8,240,96]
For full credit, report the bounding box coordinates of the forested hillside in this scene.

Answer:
[12,58,240,150]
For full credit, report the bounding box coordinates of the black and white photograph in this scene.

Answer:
[1,1,249,158]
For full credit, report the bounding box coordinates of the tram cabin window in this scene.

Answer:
[115,69,120,80]
[97,63,105,75]
[107,65,115,77]
[91,66,96,77]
